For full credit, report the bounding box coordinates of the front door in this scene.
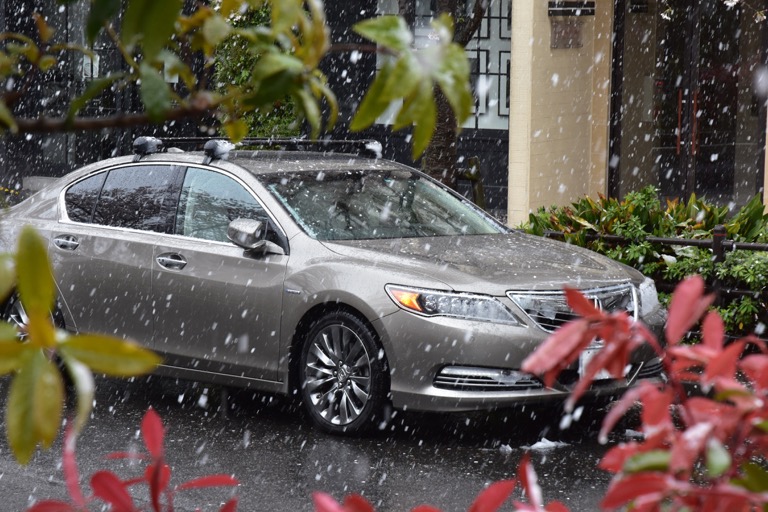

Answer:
[152,167,288,382]
[614,0,764,206]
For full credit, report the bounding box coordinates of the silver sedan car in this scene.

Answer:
[0,138,666,434]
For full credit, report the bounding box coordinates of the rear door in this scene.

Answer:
[54,164,181,344]
[152,166,288,382]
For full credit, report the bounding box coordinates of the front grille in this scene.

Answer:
[508,283,637,333]
[434,366,543,391]
[633,358,665,380]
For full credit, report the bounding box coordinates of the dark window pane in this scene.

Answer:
[64,173,106,223]
[93,165,177,232]
[176,168,266,243]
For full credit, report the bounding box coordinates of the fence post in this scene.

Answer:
[712,224,726,301]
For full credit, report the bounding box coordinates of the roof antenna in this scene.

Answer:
[203,140,235,165]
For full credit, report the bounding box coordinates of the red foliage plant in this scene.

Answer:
[521,275,768,511]
[27,408,239,512]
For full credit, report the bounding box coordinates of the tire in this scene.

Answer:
[298,310,389,435]
[1,293,65,338]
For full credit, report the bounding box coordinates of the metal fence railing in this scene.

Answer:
[542,224,768,301]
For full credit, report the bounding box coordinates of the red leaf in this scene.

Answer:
[740,354,768,389]
[219,498,238,512]
[342,495,376,512]
[665,276,715,345]
[564,287,601,318]
[517,454,542,509]
[704,339,745,385]
[521,319,591,386]
[141,407,165,459]
[145,462,171,511]
[700,311,725,350]
[410,507,444,512]
[90,471,136,512]
[468,479,516,512]
[312,492,345,512]
[177,474,239,491]
[669,423,714,476]
[62,425,86,508]
[26,501,75,512]
[544,503,570,512]
[599,443,640,473]
[601,473,669,509]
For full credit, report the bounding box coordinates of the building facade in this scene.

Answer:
[2,1,766,225]
[507,0,767,223]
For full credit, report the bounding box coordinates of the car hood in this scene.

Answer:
[321,232,636,295]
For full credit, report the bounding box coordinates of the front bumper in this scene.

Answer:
[374,304,666,413]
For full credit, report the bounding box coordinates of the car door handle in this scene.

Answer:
[53,235,80,251]
[157,253,187,270]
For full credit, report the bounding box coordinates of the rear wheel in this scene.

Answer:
[298,311,389,434]
[1,293,65,337]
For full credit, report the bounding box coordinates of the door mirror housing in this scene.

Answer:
[227,218,266,251]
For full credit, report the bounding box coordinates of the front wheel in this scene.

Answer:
[298,311,389,435]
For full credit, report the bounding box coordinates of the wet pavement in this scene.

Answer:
[0,375,633,511]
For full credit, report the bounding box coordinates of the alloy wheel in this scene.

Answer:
[303,324,373,426]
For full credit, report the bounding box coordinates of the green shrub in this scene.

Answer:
[520,186,768,337]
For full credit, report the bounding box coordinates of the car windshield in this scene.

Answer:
[258,169,506,240]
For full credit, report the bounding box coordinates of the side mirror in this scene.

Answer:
[227,218,266,251]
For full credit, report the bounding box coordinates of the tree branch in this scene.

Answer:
[10,102,215,134]
[455,0,487,46]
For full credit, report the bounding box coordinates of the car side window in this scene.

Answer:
[91,165,179,233]
[175,167,268,243]
[64,172,107,223]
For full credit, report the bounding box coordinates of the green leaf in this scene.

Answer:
[0,336,32,374]
[0,253,14,303]
[733,462,768,492]
[350,61,395,131]
[271,0,303,36]
[60,355,95,434]
[396,80,436,159]
[86,0,121,44]
[295,88,321,138]
[220,0,242,18]
[7,350,64,464]
[353,15,412,52]
[0,100,18,133]
[16,226,55,318]
[705,438,731,478]
[59,334,161,377]
[623,450,671,473]
[122,0,182,60]
[223,118,248,142]
[139,62,171,122]
[68,74,123,120]
[251,53,304,81]
[433,43,472,126]
[203,14,232,47]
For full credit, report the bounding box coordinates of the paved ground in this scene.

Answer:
[0,375,635,511]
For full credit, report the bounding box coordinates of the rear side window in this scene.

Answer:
[64,165,181,233]
[90,165,179,233]
[65,173,106,223]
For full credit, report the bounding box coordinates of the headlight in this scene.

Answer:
[638,277,660,317]
[385,285,521,325]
